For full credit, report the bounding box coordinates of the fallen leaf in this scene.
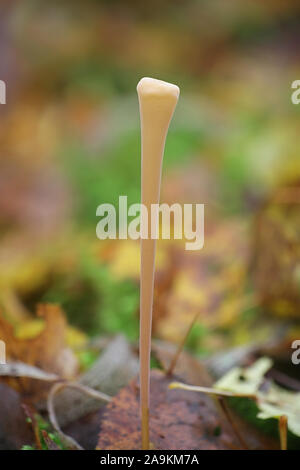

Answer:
[216,357,273,395]
[97,369,245,450]
[152,339,212,387]
[47,381,111,450]
[0,304,78,400]
[153,342,278,450]
[0,383,34,450]
[62,409,104,450]
[0,361,58,381]
[52,335,138,427]
[16,319,88,352]
[215,357,300,438]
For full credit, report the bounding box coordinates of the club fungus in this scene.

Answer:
[137,77,180,449]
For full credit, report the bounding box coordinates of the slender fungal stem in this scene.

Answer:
[137,77,179,450]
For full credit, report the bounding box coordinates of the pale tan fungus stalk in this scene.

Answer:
[137,77,179,450]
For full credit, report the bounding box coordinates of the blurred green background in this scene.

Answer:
[0,0,300,355]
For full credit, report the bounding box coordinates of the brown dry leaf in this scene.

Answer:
[0,383,34,450]
[52,335,138,427]
[0,361,59,381]
[62,409,104,450]
[47,381,111,450]
[152,339,212,387]
[97,369,244,450]
[0,303,78,400]
[154,342,279,450]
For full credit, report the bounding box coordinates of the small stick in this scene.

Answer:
[169,381,257,399]
[41,430,61,450]
[22,404,43,450]
[166,310,200,376]
[167,293,257,377]
[137,77,179,450]
[279,415,288,450]
[217,397,249,450]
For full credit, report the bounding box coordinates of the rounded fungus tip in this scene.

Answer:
[137,77,180,100]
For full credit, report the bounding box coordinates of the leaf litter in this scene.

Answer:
[215,357,300,438]
[97,345,279,450]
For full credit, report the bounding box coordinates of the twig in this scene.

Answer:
[279,415,288,450]
[166,294,257,377]
[22,404,43,450]
[217,397,249,449]
[166,311,200,376]
[169,381,256,399]
[41,430,61,450]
